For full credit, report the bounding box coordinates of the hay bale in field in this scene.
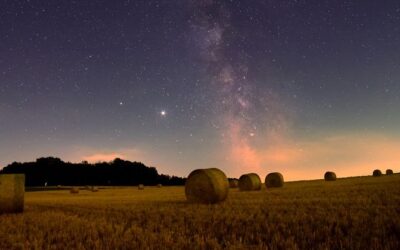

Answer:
[138,184,144,190]
[70,187,79,194]
[265,172,284,188]
[324,171,337,181]
[157,184,162,188]
[91,186,99,192]
[373,169,382,177]
[386,169,394,175]
[0,174,25,214]
[185,168,229,204]
[238,173,261,191]
[229,179,239,188]
[57,185,62,189]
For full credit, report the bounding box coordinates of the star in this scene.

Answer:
[160,110,167,117]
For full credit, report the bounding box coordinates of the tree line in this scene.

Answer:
[0,157,185,186]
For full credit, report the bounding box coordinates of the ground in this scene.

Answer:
[1,175,400,249]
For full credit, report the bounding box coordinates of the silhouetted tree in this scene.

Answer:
[0,157,185,186]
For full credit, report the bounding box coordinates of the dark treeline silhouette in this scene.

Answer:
[0,157,185,186]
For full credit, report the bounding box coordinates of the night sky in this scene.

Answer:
[1,0,400,180]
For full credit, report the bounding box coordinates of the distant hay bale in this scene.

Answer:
[386,169,394,175]
[229,179,239,188]
[185,168,229,204]
[70,187,79,194]
[0,174,25,214]
[373,169,382,177]
[238,173,261,191]
[138,184,144,190]
[91,187,99,192]
[157,184,162,188]
[57,185,62,189]
[265,172,284,188]
[324,171,337,181]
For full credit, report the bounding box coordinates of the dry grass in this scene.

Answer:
[70,188,79,194]
[229,179,238,188]
[0,174,25,214]
[324,171,337,181]
[185,168,229,204]
[1,175,400,249]
[265,172,284,188]
[373,169,383,177]
[238,173,262,191]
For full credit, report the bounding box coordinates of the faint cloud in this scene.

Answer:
[72,146,145,163]
[83,153,125,163]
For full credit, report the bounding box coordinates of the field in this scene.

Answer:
[1,175,400,249]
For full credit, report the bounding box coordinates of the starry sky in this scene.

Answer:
[1,0,400,180]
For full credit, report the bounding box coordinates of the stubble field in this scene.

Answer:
[1,175,400,249]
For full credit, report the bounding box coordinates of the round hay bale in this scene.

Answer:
[324,171,337,181]
[70,187,79,194]
[373,169,382,177]
[0,174,25,214]
[157,184,162,188]
[386,169,394,175]
[238,173,261,191]
[265,172,284,188]
[91,186,99,192]
[138,184,144,190]
[229,179,239,188]
[185,168,229,204]
[57,185,62,189]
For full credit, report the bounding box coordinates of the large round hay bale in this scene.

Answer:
[386,169,394,175]
[324,171,337,181]
[91,186,99,192]
[138,184,144,190]
[229,179,239,188]
[0,174,25,213]
[157,184,162,188]
[70,187,79,194]
[238,173,261,191]
[265,172,284,188]
[185,168,229,204]
[373,169,382,177]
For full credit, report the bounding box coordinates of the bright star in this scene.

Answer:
[160,110,167,116]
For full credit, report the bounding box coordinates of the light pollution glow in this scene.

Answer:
[76,132,400,181]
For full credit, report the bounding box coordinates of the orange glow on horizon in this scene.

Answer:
[225,131,400,181]
[83,153,125,163]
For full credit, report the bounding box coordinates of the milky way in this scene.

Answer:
[188,1,291,175]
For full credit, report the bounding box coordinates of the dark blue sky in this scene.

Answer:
[1,0,400,180]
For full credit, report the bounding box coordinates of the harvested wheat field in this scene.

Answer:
[1,175,400,249]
